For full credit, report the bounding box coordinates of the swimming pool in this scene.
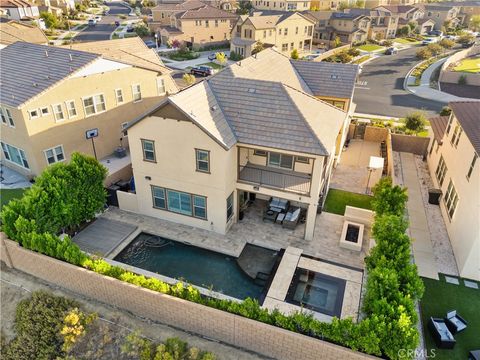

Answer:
[286,268,346,317]
[114,233,277,301]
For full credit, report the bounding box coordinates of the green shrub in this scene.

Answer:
[416,47,432,59]
[440,106,451,116]
[404,111,427,134]
[371,177,408,216]
[427,43,443,56]
[458,74,467,85]
[290,48,299,59]
[229,51,243,61]
[347,47,360,57]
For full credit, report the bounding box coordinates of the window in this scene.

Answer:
[444,180,458,219]
[5,108,14,127]
[132,84,142,102]
[40,107,49,116]
[122,122,128,137]
[83,94,106,116]
[215,20,218,27]
[0,108,6,124]
[278,28,282,35]
[226,192,234,221]
[253,149,267,156]
[268,152,293,169]
[29,109,39,119]
[152,186,166,209]
[451,124,462,147]
[299,41,303,49]
[467,153,478,180]
[296,156,309,164]
[333,101,345,109]
[151,186,207,219]
[115,89,124,104]
[282,43,288,51]
[284,28,288,35]
[295,26,298,34]
[157,77,166,94]
[65,100,77,118]
[44,145,65,164]
[205,20,209,28]
[290,42,294,50]
[263,30,266,38]
[435,156,447,186]
[1,142,29,169]
[142,139,156,162]
[429,139,436,155]
[52,104,65,121]
[195,149,210,172]
[445,116,453,135]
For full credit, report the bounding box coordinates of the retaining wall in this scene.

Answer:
[439,45,480,85]
[391,134,430,156]
[0,235,377,360]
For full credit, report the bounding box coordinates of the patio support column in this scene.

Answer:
[304,203,317,241]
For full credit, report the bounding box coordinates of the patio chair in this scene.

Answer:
[444,310,467,334]
[428,317,456,349]
[282,207,301,229]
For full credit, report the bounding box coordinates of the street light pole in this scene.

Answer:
[154,33,159,52]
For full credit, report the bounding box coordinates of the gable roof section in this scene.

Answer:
[449,101,480,155]
[0,0,34,8]
[0,41,99,107]
[290,60,358,99]
[375,5,416,14]
[0,20,48,45]
[61,37,170,74]
[246,14,282,28]
[152,0,206,11]
[428,115,449,143]
[176,4,237,19]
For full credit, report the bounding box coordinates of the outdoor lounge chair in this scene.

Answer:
[268,197,289,213]
[282,207,301,229]
[445,310,467,334]
[428,317,456,349]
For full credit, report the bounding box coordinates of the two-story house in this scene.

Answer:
[375,5,433,35]
[310,11,370,44]
[0,39,178,184]
[123,48,357,241]
[150,0,207,27]
[0,0,40,20]
[230,11,314,57]
[426,102,479,281]
[154,2,238,49]
[0,19,48,48]
[347,8,398,39]
[420,3,463,30]
[251,0,311,12]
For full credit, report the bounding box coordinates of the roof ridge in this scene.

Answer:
[205,76,238,139]
[282,81,347,113]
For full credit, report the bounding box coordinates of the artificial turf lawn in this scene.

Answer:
[420,275,480,360]
[0,188,26,211]
[357,44,384,52]
[199,62,224,70]
[323,188,373,215]
[453,57,480,73]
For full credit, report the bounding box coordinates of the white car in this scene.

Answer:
[95,15,102,22]
[422,37,438,45]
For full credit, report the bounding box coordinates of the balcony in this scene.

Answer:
[238,163,311,195]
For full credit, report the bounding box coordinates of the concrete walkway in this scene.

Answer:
[397,152,438,280]
[0,165,31,190]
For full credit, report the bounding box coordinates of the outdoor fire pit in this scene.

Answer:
[339,221,364,252]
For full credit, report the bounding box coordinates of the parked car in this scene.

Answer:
[144,40,156,49]
[303,54,319,61]
[95,15,102,22]
[384,47,398,55]
[422,37,438,45]
[462,41,475,48]
[444,34,458,40]
[115,20,120,27]
[190,65,214,77]
[126,24,134,33]
[207,53,216,61]
[428,30,443,37]
[103,10,109,15]
[88,19,96,26]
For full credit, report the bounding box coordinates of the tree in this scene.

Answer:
[371,177,408,217]
[355,0,365,8]
[439,38,455,49]
[404,112,426,134]
[182,73,195,85]
[470,15,480,32]
[338,1,349,10]
[457,33,474,44]
[397,25,410,37]
[216,52,227,66]
[290,48,299,59]
[134,23,150,37]
[375,32,384,41]
[333,36,342,47]
[382,39,393,47]
[439,106,451,116]
[408,21,417,32]
[336,51,352,63]
[236,0,252,15]
[40,11,60,29]
[426,43,443,56]
[347,47,360,57]
[251,41,264,55]
[416,47,432,59]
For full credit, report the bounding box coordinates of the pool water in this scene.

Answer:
[114,233,269,300]
[286,268,346,317]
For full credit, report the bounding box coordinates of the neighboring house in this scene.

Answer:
[420,3,463,30]
[420,1,480,26]
[0,0,40,20]
[375,5,429,35]
[414,17,435,35]
[309,11,370,44]
[347,8,398,39]
[35,0,75,14]
[230,11,314,57]
[426,102,480,281]
[0,19,47,48]
[151,0,238,49]
[124,48,356,241]
[363,0,389,8]
[251,0,311,12]
[0,39,178,183]
[388,0,419,5]
[310,0,338,11]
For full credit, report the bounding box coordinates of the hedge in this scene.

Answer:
[0,154,423,359]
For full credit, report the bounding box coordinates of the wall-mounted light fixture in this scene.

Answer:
[145,176,151,181]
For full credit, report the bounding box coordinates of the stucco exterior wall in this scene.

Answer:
[177,18,233,46]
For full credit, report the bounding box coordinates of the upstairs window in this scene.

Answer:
[40,107,49,116]
[29,109,39,119]
[451,124,462,147]
[227,192,234,221]
[157,77,166,95]
[5,108,15,127]
[115,89,124,104]
[142,139,156,162]
[195,149,210,173]
[444,180,458,219]
[467,153,478,180]
[65,100,77,118]
[0,108,6,124]
[52,104,65,122]
[132,84,142,102]
[435,156,447,186]
[83,94,106,116]
[268,152,293,170]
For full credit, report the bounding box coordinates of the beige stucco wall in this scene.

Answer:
[252,0,311,11]
[426,115,480,281]
[176,18,233,46]
[0,66,177,178]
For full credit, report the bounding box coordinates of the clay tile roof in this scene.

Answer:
[449,101,480,155]
[428,116,449,143]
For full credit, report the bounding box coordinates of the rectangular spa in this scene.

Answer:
[114,232,278,300]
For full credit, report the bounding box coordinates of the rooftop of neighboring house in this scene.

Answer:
[174,4,237,19]
[152,0,207,11]
[240,11,314,29]
[346,8,390,17]
[330,12,364,20]
[420,3,459,11]
[128,48,351,156]
[0,0,35,8]
[0,42,99,107]
[449,101,480,154]
[428,115,449,143]
[430,1,480,7]
[60,37,171,75]
[375,5,417,14]
[302,10,332,22]
[0,19,47,45]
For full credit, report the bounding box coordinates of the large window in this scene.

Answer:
[195,149,210,172]
[83,94,106,116]
[151,186,207,219]
[132,84,142,102]
[435,156,447,186]
[268,152,293,170]
[467,153,478,180]
[141,139,156,162]
[444,180,458,219]
[1,142,29,169]
[52,104,65,121]
[226,192,234,221]
[44,145,65,164]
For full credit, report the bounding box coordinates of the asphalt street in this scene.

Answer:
[74,1,131,42]
[353,46,445,118]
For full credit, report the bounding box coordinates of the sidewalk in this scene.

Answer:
[161,50,232,70]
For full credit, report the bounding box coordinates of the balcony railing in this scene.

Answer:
[238,164,311,195]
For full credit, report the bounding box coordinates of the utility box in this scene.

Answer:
[428,189,442,205]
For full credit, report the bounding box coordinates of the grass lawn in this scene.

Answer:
[351,55,371,64]
[323,188,373,215]
[199,62,224,70]
[0,188,26,211]
[357,44,384,52]
[420,275,480,360]
[393,37,419,44]
[453,57,480,73]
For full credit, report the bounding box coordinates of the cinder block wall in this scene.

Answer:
[1,236,377,360]
[391,134,430,156]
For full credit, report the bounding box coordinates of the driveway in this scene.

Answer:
[353,46,444,118]
[74,1,132,42]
